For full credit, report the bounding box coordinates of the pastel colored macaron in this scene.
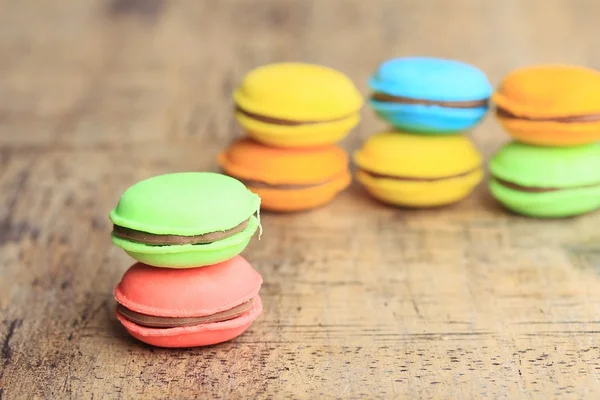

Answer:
[233,62,363,147]
[219,138,351,212]
[493,65,600,146]
[354,132,483,207]
[114,256,263,348]
[369,57,492,133]
[109,172,261,268]
[489,142,600,218]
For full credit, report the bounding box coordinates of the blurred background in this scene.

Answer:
[3,0,599,161]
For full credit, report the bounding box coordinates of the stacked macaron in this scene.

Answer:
[489,65,600,218]
[109,172,264,348]
[354,57,492,207]
[220,62,363,212]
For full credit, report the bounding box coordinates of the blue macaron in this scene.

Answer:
[368,57,493,134]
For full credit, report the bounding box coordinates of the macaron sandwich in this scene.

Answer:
[110,172,265,348]
[219,138,351,212]
[114,256,263,348]
[110,172,260,268]
[489,142,600,218]
[368,57,492,133]
[354,132,483,207]
[233,62,363,147]
[493,65,600,146]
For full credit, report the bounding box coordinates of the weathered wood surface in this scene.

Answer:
[2,0,600,398]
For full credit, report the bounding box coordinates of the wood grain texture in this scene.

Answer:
[2,0,600,398]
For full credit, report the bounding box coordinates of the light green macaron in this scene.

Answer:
[489,142,600,218]
[109,172,261,268]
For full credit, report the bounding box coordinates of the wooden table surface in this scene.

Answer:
[2,0,600,398]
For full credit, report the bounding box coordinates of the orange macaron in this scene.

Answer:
[493,64,600,146]
[218,138,351,212]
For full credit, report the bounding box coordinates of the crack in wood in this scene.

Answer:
[0,170,31,245]
[107,0,165,20]
[1,319,23,379]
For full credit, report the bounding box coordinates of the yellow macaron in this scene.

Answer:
[354,132,483,207]
[234,63,363,147]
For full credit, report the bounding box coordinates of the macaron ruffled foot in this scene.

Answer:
[493,64,600,146]
[109,172,261,268]
[353,132,483,207]
[233,62,363,147]
[489,142,600,218]
[219,138,351,212]
[368,57,492,134]
[114,256,263,348]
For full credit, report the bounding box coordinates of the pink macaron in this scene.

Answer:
[114,255,263,348]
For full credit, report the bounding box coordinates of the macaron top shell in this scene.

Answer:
[369,57,492,101]
[493,65,600,118]
[114,256,262,318]
[354,132,482,178]
[109,172,260,236]
[234,62,363,121]
[219,138,348,185]
[490,142,600,188]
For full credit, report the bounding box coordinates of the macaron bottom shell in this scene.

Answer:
[116,296,263,348]
[356,169,483,207]
[111,216,260,268]
[370,100,488,134]
[236,112,360,147]
[496,117,600,146]
[489,179,600,218]
[250,171,351,212]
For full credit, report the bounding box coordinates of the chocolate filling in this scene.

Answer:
[235,106,352,126]
[239,178,331,190]
[360,167,480,182]
[371,93,489,108]
[496,107,600,123]
[494,177,600,193]
[117,299,255,328]
[112,219,249,246]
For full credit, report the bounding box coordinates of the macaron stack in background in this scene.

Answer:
[109,172,264,348]
[220,62,363,212]
[354,56,493,207]
[489,65,600,218]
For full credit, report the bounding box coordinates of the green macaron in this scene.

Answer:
[109,172,261,268]
[489,142,600,218]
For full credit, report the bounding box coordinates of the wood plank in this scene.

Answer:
[2,0,600,398]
